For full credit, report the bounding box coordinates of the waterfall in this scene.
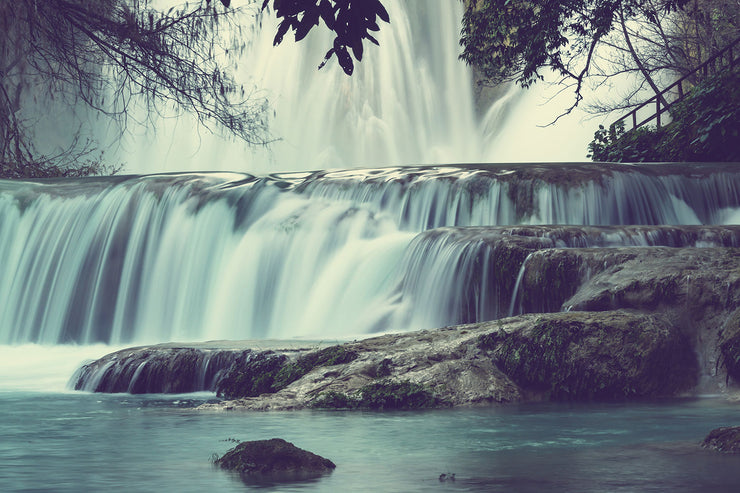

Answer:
[2,164,740,346]
[118,0,494,175]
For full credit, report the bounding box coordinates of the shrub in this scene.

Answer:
[588,68,740,162]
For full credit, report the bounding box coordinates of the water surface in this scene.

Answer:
[1,392,738,492]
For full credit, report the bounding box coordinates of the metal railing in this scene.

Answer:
[611,37,740,133]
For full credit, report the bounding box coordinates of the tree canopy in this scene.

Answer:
[459,0,695,117]
[2,0,272,176]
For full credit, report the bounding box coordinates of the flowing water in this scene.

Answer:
[108,0,602,174]
[2,164,739,345]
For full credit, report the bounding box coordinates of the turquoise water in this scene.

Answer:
[1,392,739,492]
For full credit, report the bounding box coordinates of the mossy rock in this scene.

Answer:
[719,310,740,382]
[273,345,357,389]
[482,311,697,401]
[520,250,585,313]
[215,351,288,399]
[215,346,358,399]
[215,438,335,482]
[311,379,442,410]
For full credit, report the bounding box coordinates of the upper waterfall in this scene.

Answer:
[112,1,597,175]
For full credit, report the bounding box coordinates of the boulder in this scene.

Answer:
[701,427,740,454]
[215,438,335,481]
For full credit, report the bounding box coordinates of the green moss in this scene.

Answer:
[491,315,696,401]
[310,390,358,409]
[494,319,586,398]
[311,379,442,410]
[588,69,740,162]
[477,331,503,351]
[215,351,288,399]
[273,345,358,389]
[215,346,358,400]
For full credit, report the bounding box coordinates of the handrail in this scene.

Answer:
[611,36,740,133]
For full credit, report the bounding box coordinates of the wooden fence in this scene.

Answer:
[611,37,740,133]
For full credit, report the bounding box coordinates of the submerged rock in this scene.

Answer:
[701,427,740,454]
[215,438,335,482]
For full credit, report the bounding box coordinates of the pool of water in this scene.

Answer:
[1,391,739,492]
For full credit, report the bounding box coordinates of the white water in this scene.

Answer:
[114,1,476,174]
[2,164,739,352]
[0,345,117,393]
[108,0,602,175]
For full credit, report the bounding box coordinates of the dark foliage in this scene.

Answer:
[262,0,389,75]
[460,0,690,116]
[1,0,271,178]
[588,68,740,162]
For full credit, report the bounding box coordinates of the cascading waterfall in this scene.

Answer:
[2,164,740,348]
[120,0,489,175]
[2,3,740,394]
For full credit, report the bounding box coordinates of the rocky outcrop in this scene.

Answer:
[70,341,310,394]
[71,225,740,408]
[409,225,740,323]
[215,438,335,482]
[479,311,696,400]
[701,427,740,454]
[191,310,694,411]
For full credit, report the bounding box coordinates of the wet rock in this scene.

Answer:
[215,438,335,482]
[71,346,245,393]
[719,310,740,383]
[701,427,740,454]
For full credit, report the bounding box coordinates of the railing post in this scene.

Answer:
[609,36,739,136]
